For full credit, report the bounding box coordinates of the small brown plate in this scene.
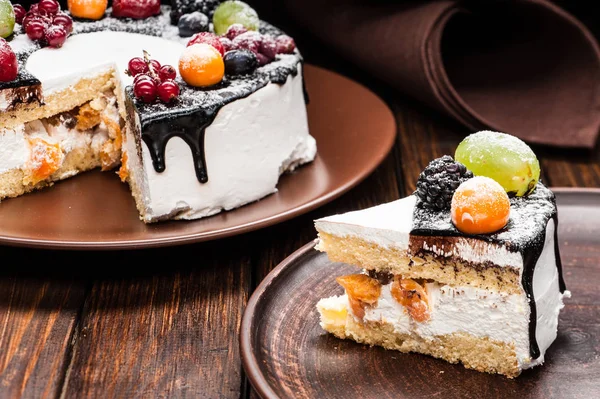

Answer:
[0,64,395,250]
[241,188,600,399]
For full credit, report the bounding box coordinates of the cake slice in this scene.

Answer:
[314,132,570,378]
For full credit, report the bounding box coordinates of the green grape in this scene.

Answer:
[0,0,15,39]
[212,0,259,36]
[454,131,540,197]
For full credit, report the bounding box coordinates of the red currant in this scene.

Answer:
[157,80,180,103]
[133,79,157,103]
[275,35,296,54]
[44,25,67,48]
[26,20,47,41]
[13,4,27,25]
[133,73,153,85]
[127,57,148,76]
[225,24,248,41]
[148,59,161,75]
[187,32,225,56]
[0,39,18,82]
[39,0,60,15]
[53,13,73,34]
[29,4,40,14]
[159,65,176,81]
[22,12,41,30]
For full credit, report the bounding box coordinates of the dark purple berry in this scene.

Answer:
[223,49,258,76]
[415,155,473,211]
[177,11,209,38]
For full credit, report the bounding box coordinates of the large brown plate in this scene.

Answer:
[241,188,600,399]
[0,64,395,250]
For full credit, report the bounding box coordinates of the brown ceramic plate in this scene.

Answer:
[241,188,600,399]
[0,64,395,250]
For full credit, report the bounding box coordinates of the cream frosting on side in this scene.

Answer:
[131,65,315,222]
[315,195,417,250]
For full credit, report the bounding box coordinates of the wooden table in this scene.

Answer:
[1,15,599,399]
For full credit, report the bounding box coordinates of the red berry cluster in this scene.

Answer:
[18,1,73,48]
[187,24,297,67]
[0,38,19,82]
[127,51,180,104]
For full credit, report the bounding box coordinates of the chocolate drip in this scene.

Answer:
[132,53,303,183]
[142,111,213,183]
[410,183,567,359]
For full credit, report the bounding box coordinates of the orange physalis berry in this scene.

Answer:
[26,137,63,185]
[391,276,430,323]
[336,274,381,320]
[451,176,510,235]
[178,43,225,87]
[68,0,108,20]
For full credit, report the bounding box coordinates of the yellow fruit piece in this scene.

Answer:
[25,137,63,185]
[179,43,225,87]
[68,0,108,20]
[391,276,430,323]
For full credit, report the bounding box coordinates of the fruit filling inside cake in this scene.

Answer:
[314,131,570,378]
[0,90,121,199]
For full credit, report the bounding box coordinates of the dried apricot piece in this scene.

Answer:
[391,276,430,322]
[336,274,381,320]
[25,137,63,185]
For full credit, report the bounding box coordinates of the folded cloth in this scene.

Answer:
[282,0,600,148]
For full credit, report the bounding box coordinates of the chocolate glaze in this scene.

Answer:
[410,182,567,359]
[130,53,303,183]
[3,5,304,184]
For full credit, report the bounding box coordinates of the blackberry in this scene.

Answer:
[170,0,221,24]
[178,11,210,37]
[415,155,473,211]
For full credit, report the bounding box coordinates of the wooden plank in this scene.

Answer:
[61,243,251,399]
[0,248,87,399]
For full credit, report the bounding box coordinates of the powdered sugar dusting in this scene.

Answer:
[412,181,557,253]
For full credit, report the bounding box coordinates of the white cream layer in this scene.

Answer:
[128,64,315,222]
[0,101,117,176]
[319,219,569,370]
[314,195,524,269]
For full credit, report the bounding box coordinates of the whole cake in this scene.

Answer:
[0,0,316,223]
[315,131,570,378]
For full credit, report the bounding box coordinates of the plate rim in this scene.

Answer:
[240,186,600,399]
[0,64,396,251]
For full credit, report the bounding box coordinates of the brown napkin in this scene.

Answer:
[282,0,600,148]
